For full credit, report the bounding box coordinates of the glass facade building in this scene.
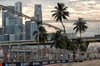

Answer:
[2,6,15,34]
[31,22,37,40]
[25,21,37,40]
[25,21,31,40]
[34,4,42,22]
[5,17,17,34]
[15,1,22,13]
[0,35,5,41]
[0,2,23,41]
[0,27,4,35]
[15,1,22,25]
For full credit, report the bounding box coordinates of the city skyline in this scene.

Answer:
[0,0,100,37]
[0,1,23,41]
[0,2,44,41]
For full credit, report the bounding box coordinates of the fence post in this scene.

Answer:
[17,44,20,62]
[24,45,26,62]
[8,43,11,62]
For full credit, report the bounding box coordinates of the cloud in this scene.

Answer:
[22,6,34,17]
[0,0,100,20]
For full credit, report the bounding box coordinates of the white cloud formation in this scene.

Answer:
[0,0,100,20]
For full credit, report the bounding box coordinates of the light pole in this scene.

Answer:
[0,42,2,50]
[37,13,40,60]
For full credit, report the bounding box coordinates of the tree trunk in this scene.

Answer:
[61,21,66,34]
[80,31,81,38]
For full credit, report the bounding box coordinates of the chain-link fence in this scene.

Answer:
[0,45,100,63]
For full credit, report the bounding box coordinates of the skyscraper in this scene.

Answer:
[0,27,4,35]
[25,4,42,40]
[25,21,31,40]
[1,1,23,41]
[34,4,42,22]
[15,1,22,24]
[27,4,42,40]
[31,22,37,40]
[25,21,37,40]
[15,1,22,13]
[2,6,15,34]
[5,17,17,34]
[15,1,23,40]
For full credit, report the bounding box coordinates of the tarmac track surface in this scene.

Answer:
[45,59,100,66]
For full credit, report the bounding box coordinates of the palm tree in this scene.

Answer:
[75,38,83,47]
[73,17,88,38]
[75,38,83,50]
[79,44,87,51]
[33,26,48,47]
[64,36,75,50]
[50,30,74,50]
[52,3,69,34]
[50,30,66,49]
[74,38,87,51]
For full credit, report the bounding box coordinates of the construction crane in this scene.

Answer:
[0,4,64,31]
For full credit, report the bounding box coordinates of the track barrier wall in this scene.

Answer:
[1,47,100,66]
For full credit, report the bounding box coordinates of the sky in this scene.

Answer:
[0,0,100,20]
[0,0,100,36]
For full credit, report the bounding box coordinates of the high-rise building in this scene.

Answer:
[0,35,5,41]
[34,4,42,22]
[4,34,9,41]
[15,1,22,24]
[1,1,23,41]
[15,1,22,13]
[26,4,43,40]
[25,21,37,40]
[9,34,21,41]
[14,24,22,34]
[9,34,15,41]
[31,22,37,40]
[22,24,26,40]
[15,1,23,38]
[0,34,9,41]
[14,24,22,40]
[5,17,17,34]
[2,6,15,34]
[0,27,4,35]
[25,21,32,40]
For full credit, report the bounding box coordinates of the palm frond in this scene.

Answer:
[73,17,88,36]
[51,3,69,33]
[33,31,37,36]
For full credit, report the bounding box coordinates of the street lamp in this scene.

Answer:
[37,12,40,60]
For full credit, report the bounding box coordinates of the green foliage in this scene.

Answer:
[73,38,87,52]
[33,26,48,44]
[80,44,87,52]
[52,3,69,34]
[73,17,88,51]
[64,36,75,50]
[50,30,65,49]
[74,38,83,46]
[73,17,88,37]
[50,30,75,50]
[52,3,69,22]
